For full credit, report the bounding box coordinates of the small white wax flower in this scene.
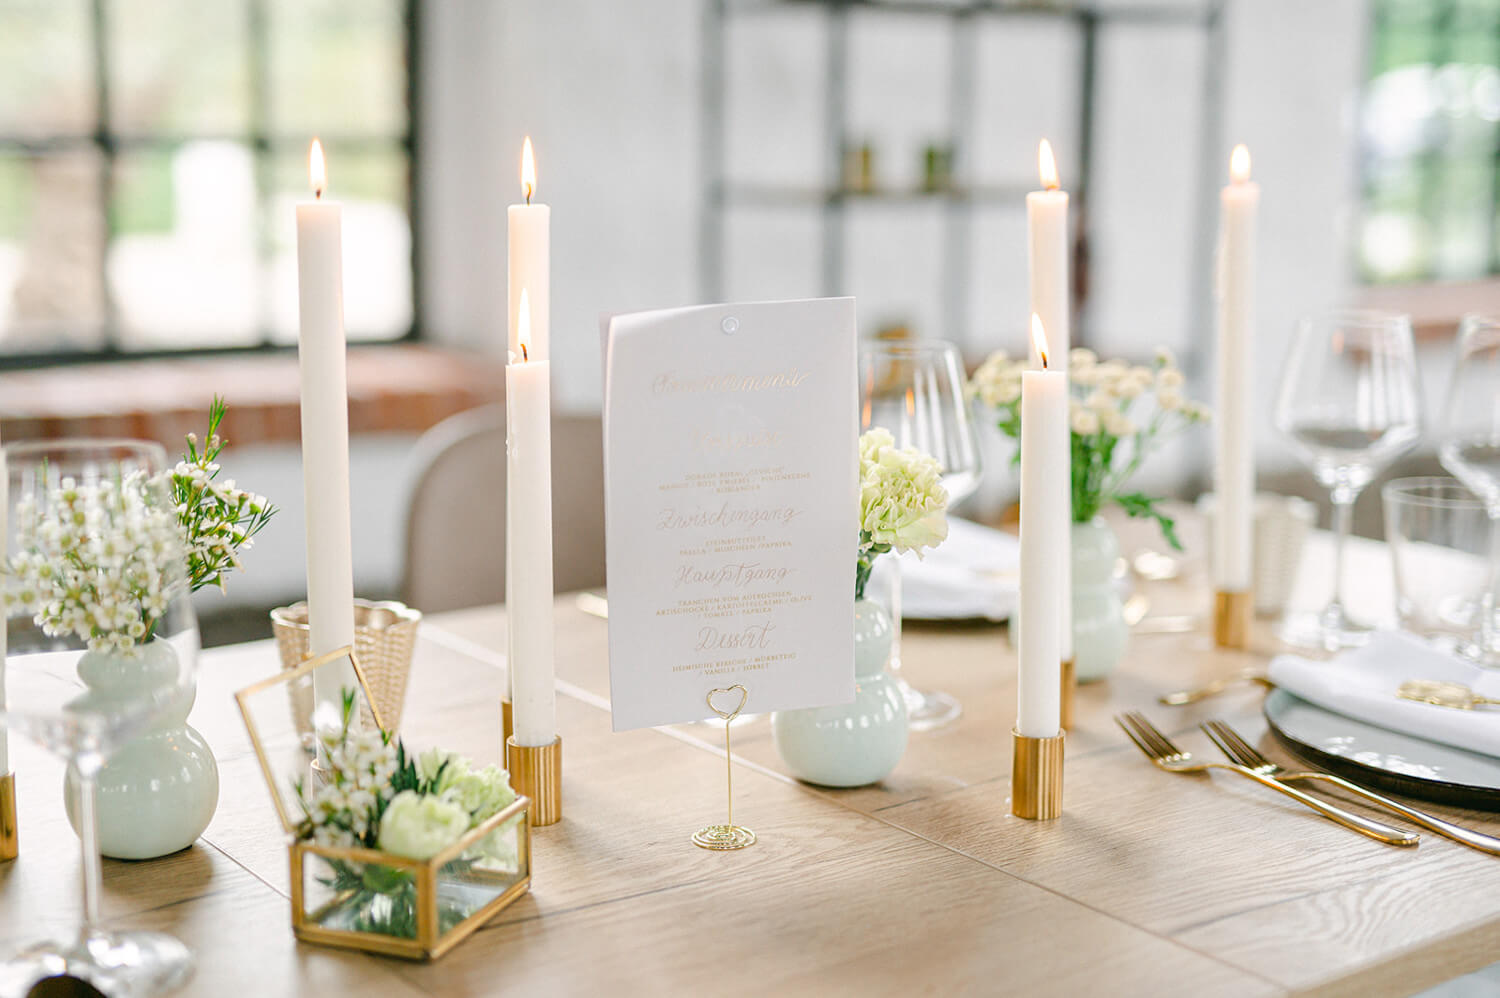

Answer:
[1103,409,1137,437]
[1157,368,1185,389]
[1071,406,1101,435]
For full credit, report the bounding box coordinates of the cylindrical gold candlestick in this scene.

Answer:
[1011,729,1064,820]
[1,772,17,861]
[506,736,561,826]
[1213,589,1252,649]
[501,699,514,760]
[1059,659,1076,731]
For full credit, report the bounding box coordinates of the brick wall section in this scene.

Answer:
[0,346,506,449]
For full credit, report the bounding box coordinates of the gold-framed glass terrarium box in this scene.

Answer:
[236,647,531,960]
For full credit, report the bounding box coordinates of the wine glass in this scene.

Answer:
[0,441,198,996]
[858,339,983,730]
[1438,314,1500,665]
[1273,311,1423,650]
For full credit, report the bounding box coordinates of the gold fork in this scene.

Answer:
[1115,711,1418,847]
[1158,670,1273,706]
[1201,719,1500,856]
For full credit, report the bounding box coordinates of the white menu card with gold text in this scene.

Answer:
[603,298,857,731]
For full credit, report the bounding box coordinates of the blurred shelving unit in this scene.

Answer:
[698,0,1228,356]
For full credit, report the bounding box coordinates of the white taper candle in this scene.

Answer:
[506,291,557,747]
[1027,139,1073,661]
[1214,144,1257,592]
[1018,315,1067,739]
[295,139,357,709]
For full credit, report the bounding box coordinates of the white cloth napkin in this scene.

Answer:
[893,517,1019,622]
[1269,631,1500,758]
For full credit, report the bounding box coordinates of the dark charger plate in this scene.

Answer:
[1264,687,1500,812]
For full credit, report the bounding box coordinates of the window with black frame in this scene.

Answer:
[0,0,414,362]
[1362,0,1500,285]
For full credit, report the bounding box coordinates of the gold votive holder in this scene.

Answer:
[507,736,562,827]
[1,772,16,861]
[501,699,514,758]
[1213,589,1252,649]
[1059,659,1076,731]
[271,599,422,743]
[1011,729,1064,821]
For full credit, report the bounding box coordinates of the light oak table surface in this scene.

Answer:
[1,518,1497,997]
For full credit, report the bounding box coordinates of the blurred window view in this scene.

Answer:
[0,0,413,358]
[1362,0,1500,284]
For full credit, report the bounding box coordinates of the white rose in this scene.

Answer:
[377,790,472,860]
[1070,407,1100,435]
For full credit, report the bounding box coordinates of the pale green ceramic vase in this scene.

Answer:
[771,598,908,787]
[1071,516,1129,681]
[63,639,220,860]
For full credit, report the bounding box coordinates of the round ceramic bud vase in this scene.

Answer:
[771,598,908,787]
[1072,516,1129,681]
[64,639,220,860]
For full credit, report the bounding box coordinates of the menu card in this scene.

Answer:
[603,298,857,731]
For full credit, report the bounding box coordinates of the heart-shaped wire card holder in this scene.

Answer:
[692,684,757,851]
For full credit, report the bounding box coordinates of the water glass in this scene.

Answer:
[1383,477,1491,650]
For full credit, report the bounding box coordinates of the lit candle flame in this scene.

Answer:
[309,138,326,199]
[518,288,531,362]
[521,137,536,204]
[1038,139,1059,192]
[905,387,916,417]
[1230,143,1251,184]
[1031,314,1049,369]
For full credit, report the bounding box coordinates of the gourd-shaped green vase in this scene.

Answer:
[1071,516,1130,681]
[64,639,219,860]
[772,598,908,787]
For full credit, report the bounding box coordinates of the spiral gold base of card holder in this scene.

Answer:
[694,685,756,851]
[501,699,514,760]
[506,736,561,827]
[1213,589,1252,649]
[1059,659,1076,731]
[1011,729,1064,820]
[0,772,16,861]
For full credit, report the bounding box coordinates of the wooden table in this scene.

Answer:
[2,517,1498,997]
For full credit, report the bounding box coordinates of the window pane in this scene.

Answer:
[108,0,250,135]
[267,147,410,344]
[268,0,405,138]
[0,149,107,352]
[109,142,260,350]
[0,0,94,138]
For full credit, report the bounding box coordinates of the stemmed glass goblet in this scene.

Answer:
[1438,314,1500,665]
[1273,311,1422,650]
[858,339,983,730]
[0,441,199,996]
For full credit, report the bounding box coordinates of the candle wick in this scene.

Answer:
[521,342,529,363]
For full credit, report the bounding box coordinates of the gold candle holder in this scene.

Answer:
[501,699,514,760]
[0,772,16,861]
[1059,659,1076,731]
[1011,729,1064,820]
[506,736,561,827]
[1213,589,1252,649]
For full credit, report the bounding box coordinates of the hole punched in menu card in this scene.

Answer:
[601,298,859,732]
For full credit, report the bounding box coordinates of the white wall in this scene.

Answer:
[420,0,1371,482]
